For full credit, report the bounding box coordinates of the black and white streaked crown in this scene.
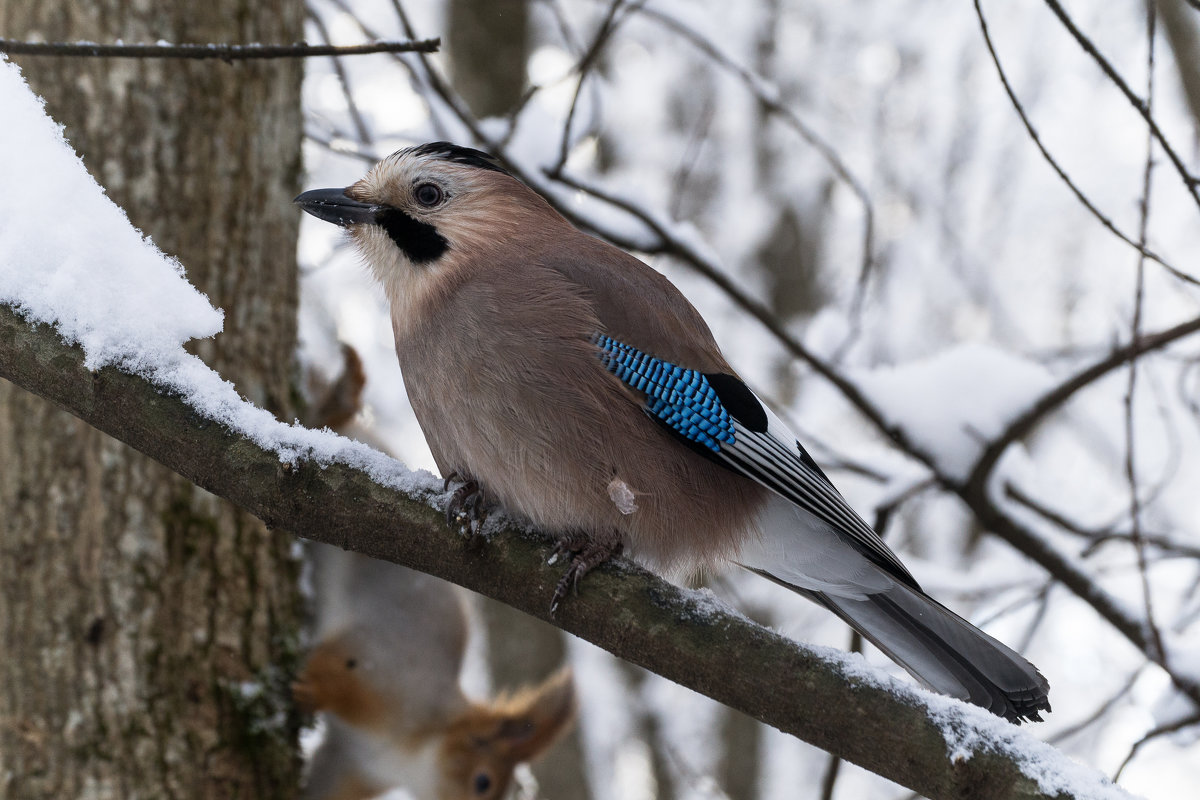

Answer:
[405,141,509,175]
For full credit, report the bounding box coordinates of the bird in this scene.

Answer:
[295,141,1051,723]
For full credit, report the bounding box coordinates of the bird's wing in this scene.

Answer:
[544,241,916,587]
[591,332,920,590]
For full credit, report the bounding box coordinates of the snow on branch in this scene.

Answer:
[0,304,1133,800]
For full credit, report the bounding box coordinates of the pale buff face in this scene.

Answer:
[339,146,558,338]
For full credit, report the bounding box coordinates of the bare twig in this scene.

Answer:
[306,11,373,144]
[1112,712,1200,781]
[1124,4,1168,667]
[630,4,877,307]
[818,752,844,800]
[303,130,376,163]
[0,37,439,59]
[964,482,1200,706]
[551,0,645,174]
[1047,669,1143,746]
[1005,483,1200,561]
[973,0,1199,287]
[1042,0,1200,210]
[967,314,1200,492]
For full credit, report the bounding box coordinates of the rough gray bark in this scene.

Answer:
[0,1,305,797]
[0,302,1120,800]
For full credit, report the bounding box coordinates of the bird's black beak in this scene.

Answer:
[294,187,382,227]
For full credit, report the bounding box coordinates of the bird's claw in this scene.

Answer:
[444,475,489,546]
[549,535,624,614]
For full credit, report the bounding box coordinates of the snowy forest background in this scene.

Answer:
[2,0,1199,798]
[297,1,1200,800]
[298,1,1200,798]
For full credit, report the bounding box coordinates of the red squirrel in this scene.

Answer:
[295,347,576,799]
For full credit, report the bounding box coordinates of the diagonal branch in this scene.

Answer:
[965,315,1200,492]
[1041,0,1200,209]
[0,301,1125,800]
[973,0,1197,286]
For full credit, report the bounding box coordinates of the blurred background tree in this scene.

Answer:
[0,1,305,797]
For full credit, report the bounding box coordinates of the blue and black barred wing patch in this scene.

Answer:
[593,333,735,453]
[592,333,918,587]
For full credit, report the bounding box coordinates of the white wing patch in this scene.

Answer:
[716,403,918,587]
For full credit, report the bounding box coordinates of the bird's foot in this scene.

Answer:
[443,472,490,548]
[549,532,624,614]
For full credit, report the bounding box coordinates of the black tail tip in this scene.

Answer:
[999,691,1052,724]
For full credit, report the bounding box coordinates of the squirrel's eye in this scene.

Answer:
[472,772,491,795]
[415,183,443,207]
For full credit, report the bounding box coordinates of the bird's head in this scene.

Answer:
[296,142,566,289]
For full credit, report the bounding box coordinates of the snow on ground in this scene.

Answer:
[0,55,441,502]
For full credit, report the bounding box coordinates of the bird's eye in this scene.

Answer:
[472,772,491,795]
[414,182,444,207]
[345,658,357,669]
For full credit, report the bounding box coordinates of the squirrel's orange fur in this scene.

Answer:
[296,348,576,800]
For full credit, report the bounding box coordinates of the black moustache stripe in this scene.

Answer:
[375,207,449,264]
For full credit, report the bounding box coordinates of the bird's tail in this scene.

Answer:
[758,569,1051,722]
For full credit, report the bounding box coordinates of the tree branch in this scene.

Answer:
[0,38,440,59]
[966,314,1200,491]
[1041,0,1200,210]
[0,301,1123,800]
[973,0,1197,286]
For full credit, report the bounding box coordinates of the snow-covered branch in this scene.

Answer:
[0,300,1130,800]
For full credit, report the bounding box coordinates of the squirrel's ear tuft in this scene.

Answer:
[487,667,577,762]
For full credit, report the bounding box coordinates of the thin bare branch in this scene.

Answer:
[306,10,373,144]
[818,752,844,800]
[1042,0,1200,209]
[551,0,645,174]
[1124,4,1168,667]
[1047,669,1143,746]
[0,37,439,59]
[1005,483,1200,561]
[973,0,1199,287]
[967,314,1200,492]
[1112,712,1200,781]
[630,4,877,307]
[962,481,1200,707]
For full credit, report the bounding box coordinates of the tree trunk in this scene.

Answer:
[0,2,304,797]
[446,0,529,118]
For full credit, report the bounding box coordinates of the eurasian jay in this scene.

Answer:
[296,142,1051,723]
